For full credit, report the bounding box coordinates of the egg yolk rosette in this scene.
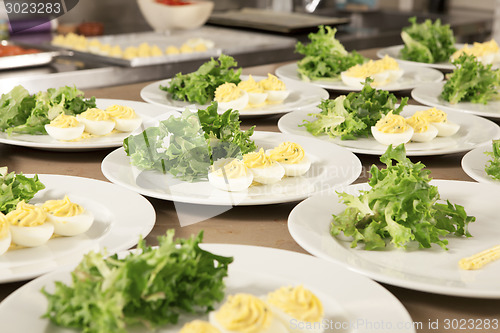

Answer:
[208,158,253,192]
[259,74,289,103]
[238,75,268,107]
[371,111,413,146]
[44,113,85,141]
[266,285,324,323]
[341,55,403,88]
[7,201,47,227]
[215,83,249,111]
[267,142,311,177]
[43,195,84,217]
[6,201,54,247]
[419,107,460,137]
[77,108,116,136]
[243,148,285,184]
[212,294,273,333]
[179,320,221,333]
[42,195,94,237]
[0,212,11,255]
[105,104,142,132]
[451,40,500,64]
[405,112,438,142]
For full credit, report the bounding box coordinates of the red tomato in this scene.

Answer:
[0,45,40,57]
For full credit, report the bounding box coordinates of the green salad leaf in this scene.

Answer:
[161,54,242,105]
[400,16,456,63]
[0,85,96,135]
[485,139,500,180]
[295,25,366,81]
[42,230,233,333]
[440,54,500,104]
[0,166,45,214]
[330,144,475,250]
[124,103,256,182]
[301,79,408,140]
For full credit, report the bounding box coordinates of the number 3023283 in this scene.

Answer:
[443,318,499,330]
[5,2,62,15]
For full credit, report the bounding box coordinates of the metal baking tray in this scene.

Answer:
[45,26,297,67]
[208,8,350,34]
[0,40,65,71]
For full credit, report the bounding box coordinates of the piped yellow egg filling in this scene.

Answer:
[105,105,137,119]
[79,108,112,121]
[268,142,305,164]
[419,107,448,123]
[42,195,84,217]
[259,73,286,91]
[50,113,80,128]
[238,75,265,94]
[406,112,430,133]
[211,159,249,179]
[6,201,47,227]
[0,212,8,239]
[344,55,399,78]
[452,39,500,60]
[375,111,408,134]
[243,148,274,169]
[215,83,242,103]
[215,294,272,333]
[267,285,324,323]
[179,320,220,333]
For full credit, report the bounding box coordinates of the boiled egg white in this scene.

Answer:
[208,158,253,192]
[0,213,11,256]
[371,111,413,146]
[238,75,268,107]
[208,294,289,333]
[341,55,404,89]
[45,113,85,141]
[259,74,290,103]
[243,148,285,185]
[42,196,94,237]
[451,40,500,65]
[405,112,438,142]
[265,285,325,333]
[214,83,249,111]
[77,108,115,136]
[419,107,460,137]
[266,142,311,177]
[6,201,54,248]
[105,104,142,132]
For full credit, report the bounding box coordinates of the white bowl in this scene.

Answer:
[137,0,214,32]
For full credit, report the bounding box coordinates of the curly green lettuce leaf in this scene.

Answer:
[485,139,500,180]
[0,85,36,131]
[0,166,45,214]
[400,16,456,63]
[440,54,500,104]
[42,230,233,333]
[161,54,242,105]
[295,25,366,81]
[301,79,407,140]
[330,144,475,250]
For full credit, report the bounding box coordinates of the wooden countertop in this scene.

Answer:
[1,51,500,333]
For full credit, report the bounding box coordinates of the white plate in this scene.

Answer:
[140,75,330,117]
[0,174,155,283]
[274,62,444,92]
[278,104,500,156]
[101,131,362,206]
[462,144,500,185]
[0,99,175,151]
[288,180,500,298]
[412,81,500,120]
[376,44,465,71]
[0,243,415,333]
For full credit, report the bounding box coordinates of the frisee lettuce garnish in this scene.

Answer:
[485,139,500,180]
[42,230,233,333]
[160,54,242,105]
[440,54,500,104]
[123,102,255,182]
[0,85,96,135]
[0,166,45,214]
[301,79,407,140]
[330,144,475,250]
[295,25,366,81]
[400,16,456,63]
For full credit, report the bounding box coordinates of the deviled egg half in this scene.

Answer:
[451,40,500,65]
[238,75,268,107]
[265,285,325,333]
[405,112,438,142]
[6,201,54,248]
[214,82,249,112]
[209,293,289,333]
[341,55,404,89]
[179,320,221,333]
[42,195,94,237]
[45,113,85,141]
[0,212,11,255]
[208,158,253,192]
[371,111,413,146]
[105,104,142,132]
[266,142,311,177]
[243,148,285,185]
[259,74,290,104]
[77,108,115,136]
[419,107,460,137]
